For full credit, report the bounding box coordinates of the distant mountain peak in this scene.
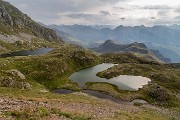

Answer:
[131,42,147,49]
[48,24,180,62]
[92,40,170,63]
[104,39,117,44]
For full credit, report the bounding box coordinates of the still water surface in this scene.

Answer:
[70,63,151,91]
[0,48,53,57]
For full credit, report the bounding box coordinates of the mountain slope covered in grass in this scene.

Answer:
[0,0,179,119]
[0,0,63,53]
[1,44,180,119]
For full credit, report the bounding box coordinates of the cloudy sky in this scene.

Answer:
[5,0,180,26]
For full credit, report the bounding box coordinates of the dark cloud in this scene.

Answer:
[151,17,156,20]
[113,7,130,10]
[99,10,111,16]
[119,17,126,21]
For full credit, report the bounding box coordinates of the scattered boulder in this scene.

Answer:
[0,77,31,90]
[7,69,26,80]
[39,89,48,93]
[149,87,169,101]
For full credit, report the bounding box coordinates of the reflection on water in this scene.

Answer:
[0,48,53,57]
[69,63,151,91]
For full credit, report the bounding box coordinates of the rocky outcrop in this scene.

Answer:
[27,22,61,42]
[0,1,32,28]
[0,0,63,42]
[0,6,13,26]
[0,77,31,89]
[7,69,26,80]
[0,69,31,89]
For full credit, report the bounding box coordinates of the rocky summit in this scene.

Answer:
[92,40,171,63]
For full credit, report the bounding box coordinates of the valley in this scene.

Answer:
[0,44,180,119]
[0,0,180,120]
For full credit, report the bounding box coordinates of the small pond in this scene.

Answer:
[0,48,53,57]
[69,63,151,91]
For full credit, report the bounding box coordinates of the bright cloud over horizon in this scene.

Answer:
[4,0,180,26]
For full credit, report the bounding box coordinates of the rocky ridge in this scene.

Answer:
[92,40,171,63]
[0,0,62,43]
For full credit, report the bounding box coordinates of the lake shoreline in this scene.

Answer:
[69,63,151,91]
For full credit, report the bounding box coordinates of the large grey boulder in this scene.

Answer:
[0,77,32,90]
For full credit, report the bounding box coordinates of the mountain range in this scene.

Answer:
[92,40,170,63]
[0,1,180,119]
[50,24,180,63]
[0,0,179,63]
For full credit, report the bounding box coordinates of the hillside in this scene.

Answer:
[0,0,179,119]
[0,0,63,53]
[0,44,180,119]
[92,40,170,63]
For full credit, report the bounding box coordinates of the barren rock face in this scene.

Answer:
[0,6,13,26]
[0,76,32,89]
[0,0,63,43]
[0,69,31,89]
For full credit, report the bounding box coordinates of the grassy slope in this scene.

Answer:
[0,44,101,90]
[0,45,179,119]
[0,38,63,54]
[91,53,180,107]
